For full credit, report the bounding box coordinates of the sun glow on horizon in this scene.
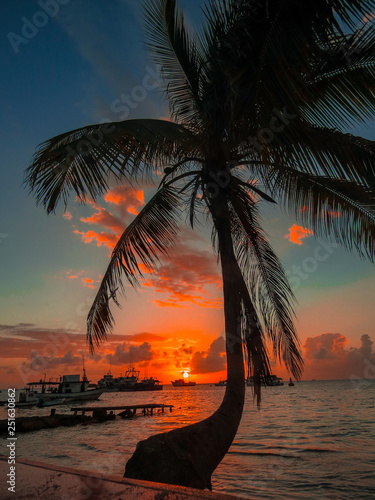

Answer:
[183,371,189,379]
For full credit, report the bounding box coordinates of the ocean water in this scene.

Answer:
[1,380,374,498]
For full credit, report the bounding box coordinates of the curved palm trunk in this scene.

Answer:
[124,195,255,490]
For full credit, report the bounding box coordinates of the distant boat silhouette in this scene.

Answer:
[171,378,196,387]
[288,378,295,386]
[215,380,226,387]
[246,374,284,386]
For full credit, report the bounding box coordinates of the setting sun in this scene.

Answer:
[183,371,189,379]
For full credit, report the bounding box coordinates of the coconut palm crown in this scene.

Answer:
[25,0,375,490]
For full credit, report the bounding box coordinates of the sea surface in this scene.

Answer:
[1,380,374,498]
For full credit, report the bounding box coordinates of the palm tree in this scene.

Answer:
[25,0,375,491]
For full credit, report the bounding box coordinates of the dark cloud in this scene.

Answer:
[105,342,154,365]
[172,343,195,369]
[0,323,35,331]
[191,337,226,374]
[20,349,86,380]
[304,332,348,360]
[303,333,375,380]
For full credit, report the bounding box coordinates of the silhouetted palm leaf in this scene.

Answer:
[227,183,303,379]
[267,166,375,261]
[25,119,196,213]
[87,185,182,351]
[143,0,203,123]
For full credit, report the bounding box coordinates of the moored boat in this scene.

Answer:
[132,377,163,391]
[27,371,104,402]
[171,379,196,387]
[15,389,39,407]
[246,374,284,387]
[97,368,163,391]
[215,380,226,387]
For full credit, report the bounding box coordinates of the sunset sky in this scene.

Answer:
[1,0,375,388]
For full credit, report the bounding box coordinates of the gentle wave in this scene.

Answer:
[228,450,303,459]
[4,380,375,499]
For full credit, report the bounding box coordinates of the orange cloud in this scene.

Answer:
[63,211,73,220]
[154,300,184,308]
[286,224,313,245]
[74,229,119,249]
[143,244,222,308]
[71,186,146,252]
[104,185,144,216]
[80,208,124,235]
[82,277,94,289]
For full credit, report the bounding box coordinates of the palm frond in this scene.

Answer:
[304,23,375,129]
[24,118,195,213]
[143,0,203,123]
[239,284,272,407]
[228,183,303,379]
[249,120,375,192]
[267,166,375,262]
[219,1,375,137]
[87,185,182,351]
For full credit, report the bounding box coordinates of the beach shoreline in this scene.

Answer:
[0,455,245,500]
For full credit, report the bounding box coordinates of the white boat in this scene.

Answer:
[15,389,40,407]
[27,371,104,402]
[0,388,39,407]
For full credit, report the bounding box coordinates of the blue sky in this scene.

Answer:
[1,0,374,384]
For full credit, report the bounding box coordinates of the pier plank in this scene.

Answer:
[70,403,173,415]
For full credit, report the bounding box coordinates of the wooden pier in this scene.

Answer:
[71,403,173,418]
[0,404,174,435]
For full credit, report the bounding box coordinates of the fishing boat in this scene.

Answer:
[171,379,196,387]
[15,389,40,407]
[0,388,40,408]
[27,370,104,402]
[132,377,163,391]
[97,371,116,390]
[97,368,163,391]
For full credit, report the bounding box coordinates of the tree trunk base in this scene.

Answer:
[124,412,234,490]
